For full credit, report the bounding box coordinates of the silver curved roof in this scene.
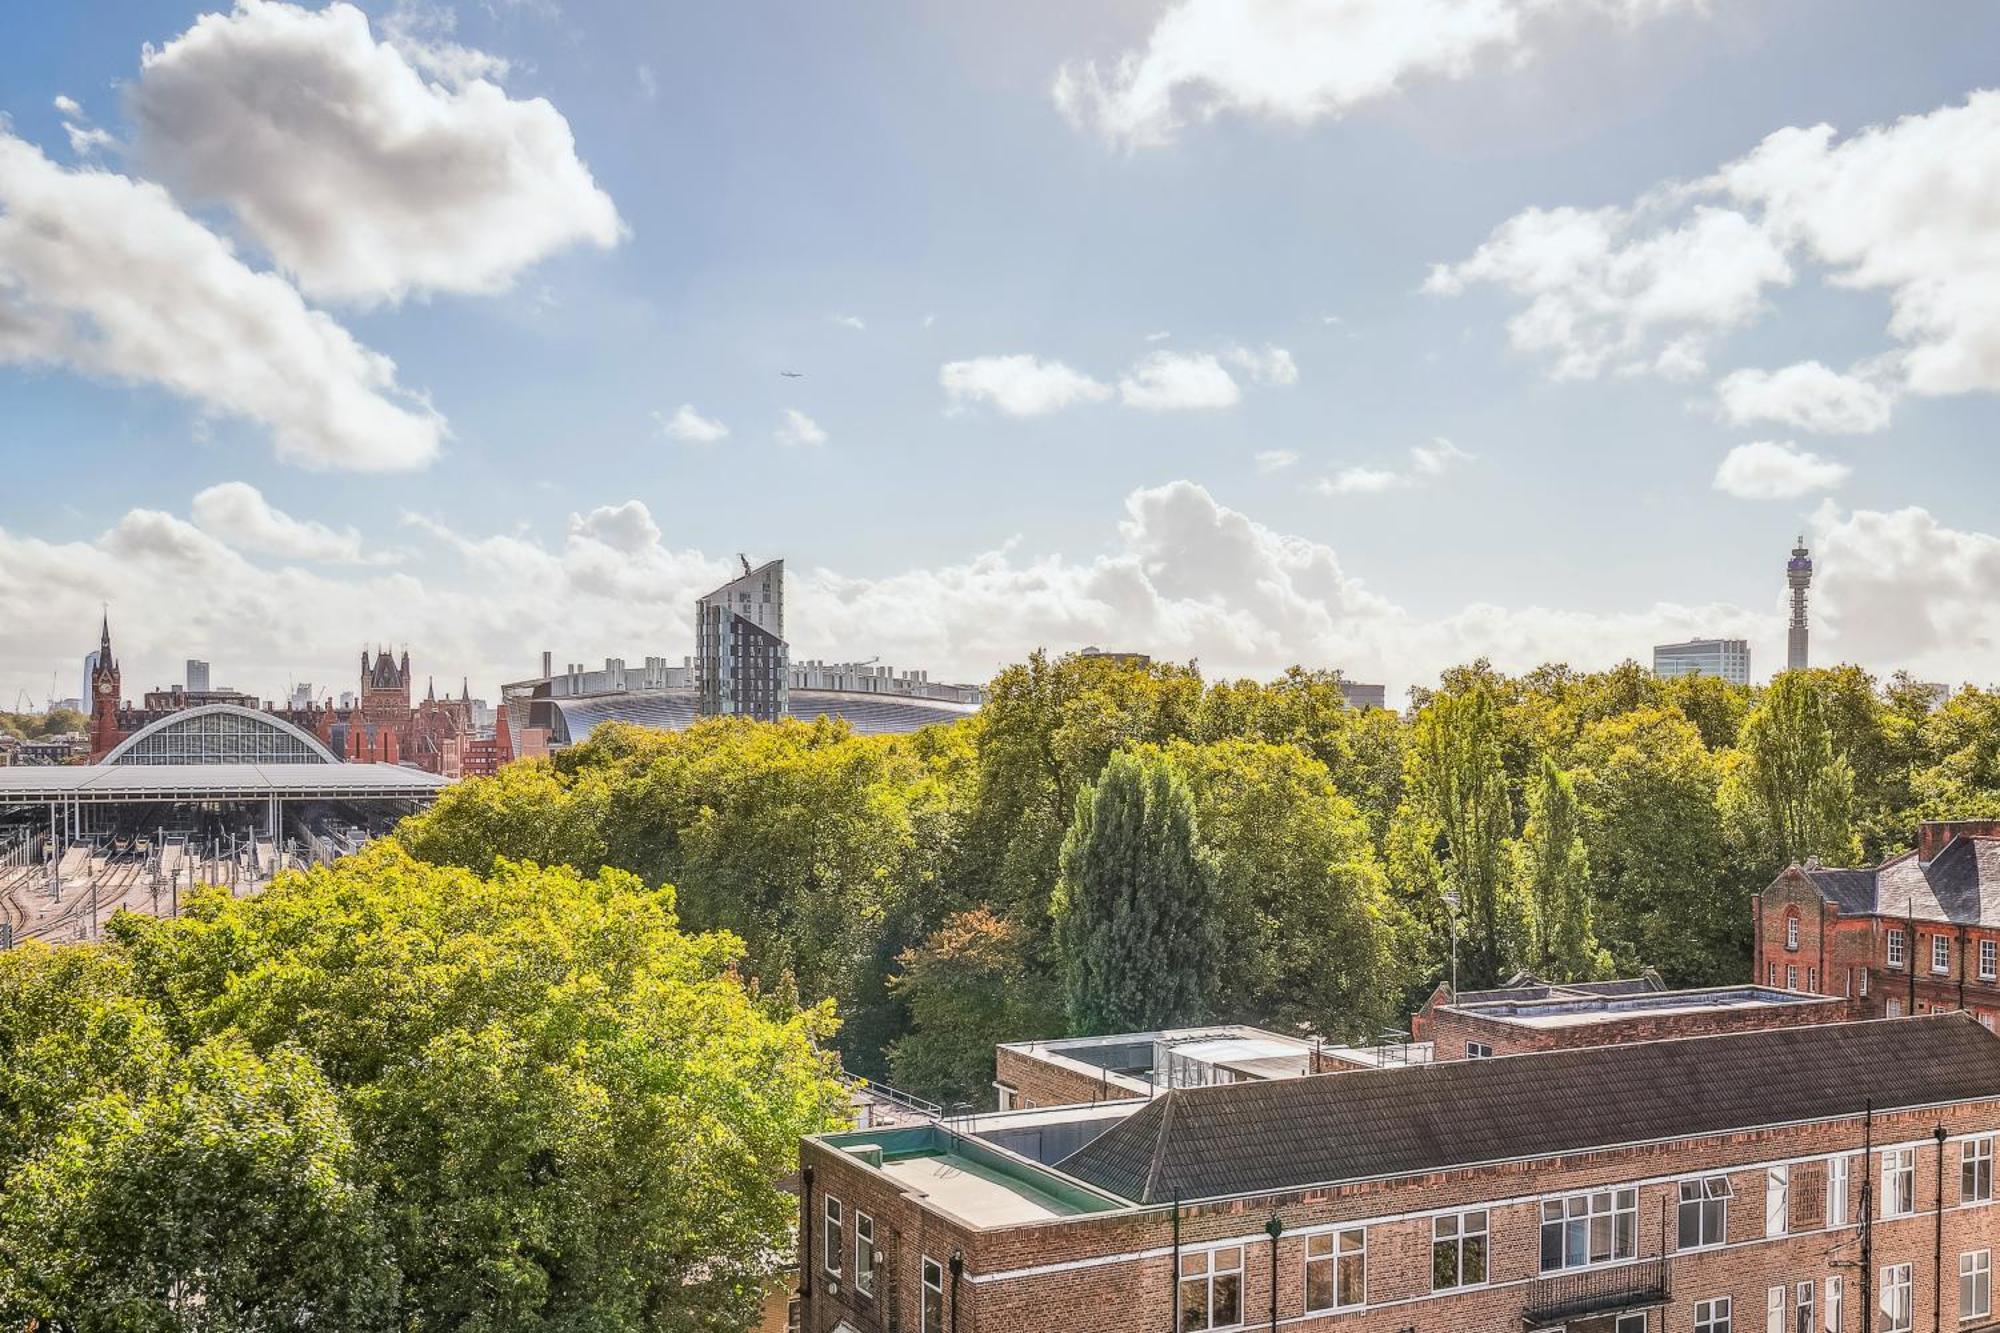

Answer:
[0,763,449,804]
[548,688,975,744]
[102,703,339,765]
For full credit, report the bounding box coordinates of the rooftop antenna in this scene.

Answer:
[739,553,752,578]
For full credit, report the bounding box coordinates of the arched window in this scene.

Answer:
[1784,909,1801,951]
[103,704,339,765]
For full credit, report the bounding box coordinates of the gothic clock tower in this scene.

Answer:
[88,612,122,760]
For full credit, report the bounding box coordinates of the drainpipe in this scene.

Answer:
[1171,1195,1182,1333]
[801,1163,815,1311]
[1935,1126,1947,1333]
[1910,905,1919,1015]
[1265,1216,1284,1333]
[1861,1103,1875,1333]
[949,1251,964,1333]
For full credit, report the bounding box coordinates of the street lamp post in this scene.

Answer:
[1442,888,1460,997]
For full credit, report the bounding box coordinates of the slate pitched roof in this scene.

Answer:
[1056,1014,2000,1206]
[1802,839,2000,925]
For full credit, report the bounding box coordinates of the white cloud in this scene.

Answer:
[1712,441,1851,500]
[1223,343,1299,385]
[130,0,622,305]
[1145,329,1172,342]
[1254,449,1299,472]
[63,123,117,157]
[1426,203,1791,380]
[776,408,827,447]
[1715,361,1894,435]
[190,481,389,563]
[26,481,2000,705]
[833,313,866,331]
[52,95,82,117]
[1436,91,2000,404]
[1318,438,1472,494]
[1119,350,1241,410]
[636,64,658,101]
[1054,0,1702,148]
[0,132,443,471]
[654,404,730,444]
[939,355,1113,417]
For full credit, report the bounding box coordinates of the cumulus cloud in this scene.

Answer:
[129,0,622,304]
[654,404,729,444]
[1426,203,1791,380]
[1711,441,1851,500]
[1054,0,1701,148]
[1223,343,1299,385]
[940,355,1113,417]
[776,408,827,447]
[1318,438,1472,495]
[0,132,443,471]
[190,481,389,563]
[21,481,2000,706]
[1435,91,2000,406]
[1715,361,1894,435]
[1119,350,1241,410]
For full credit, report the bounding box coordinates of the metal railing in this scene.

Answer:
[1523,1256,1672,1325]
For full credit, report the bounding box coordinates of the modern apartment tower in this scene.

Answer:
[185,659,211,693]
[1787,535,1813,672]
[694,556,788,721]
[1652,638,1750,685]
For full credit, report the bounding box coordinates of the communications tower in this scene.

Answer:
[1786,536,1813,672]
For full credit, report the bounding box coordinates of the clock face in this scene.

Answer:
[97,681,112,695]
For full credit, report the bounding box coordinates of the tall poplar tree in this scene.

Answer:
[1737,672,1860,867]
[1051,749,1220,1034]
[1515,754,1605,979]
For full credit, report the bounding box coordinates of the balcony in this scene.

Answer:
[1523,1258,1672,1326]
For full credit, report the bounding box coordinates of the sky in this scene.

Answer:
[4,0,2000,708]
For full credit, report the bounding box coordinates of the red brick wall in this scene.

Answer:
[993,1047,1144,1109]
[1429,992,1850,1061]
[802,1099,2000,1333]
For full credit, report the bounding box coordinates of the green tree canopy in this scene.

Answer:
[1051,749,1221,1034]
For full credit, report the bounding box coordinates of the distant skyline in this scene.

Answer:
[5,1,2000,705]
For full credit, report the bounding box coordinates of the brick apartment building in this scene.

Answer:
[1754,821,2000,1026]
[800,1015,2000,1333]
[1414,983,1850,1062]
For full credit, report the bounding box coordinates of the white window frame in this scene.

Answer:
[1935,935,1952,975]
[921,1256,944,1333]
[1982,939,1997,982]
[1963,1251,1992,1323]
[1882,1263,1913,1333]
[1827,1276,1844,1333]
[1321,1228,1367,1311]
[1884,1148,1917,1219]
[1466,1041,1494,1058]
[1788,915,1801,950]
[1964,1137,1994,1205]
[1767,1164,1791,1236]
[854,1210,875,1298]
[1696,1296,1735,1333]
[1678,1176,1731,1250]
[1770,1284,1788,1333]
[1808,967,1818,992]
[1304,1232,1337,1313]
[1543,1187,1639,1272]
[1829,1154,1852,1227]
[995,1082,1019,1111]
[1886,998,1904,1018]
[1179,1245,1244,1331]
[1796,1280,1816,1333]
[1888,929,1906,969]
[1432,1210,1489,1291]
[822,1196,843,1277]
[1788,965,1799,991]
[1860,968,1870,997]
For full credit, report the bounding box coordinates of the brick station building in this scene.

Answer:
[799,1015,2000,1333]
[1755,821,2000,1026]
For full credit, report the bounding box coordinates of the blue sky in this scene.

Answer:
[4,0,2000,706]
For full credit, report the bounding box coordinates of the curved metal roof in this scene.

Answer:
[103,703,340,765]
[0,763,449,804]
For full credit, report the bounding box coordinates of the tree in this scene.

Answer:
[80,845,849,1333]
[1393,681,1534,988]
[1051,749,1220,1033]
[0,1040,399,1332]
[1575,707,1740,983]
[1733,673,1861,868]
[887,909,1060,1107]
[1513,755,1607,980]
[1163,739,1409,1036]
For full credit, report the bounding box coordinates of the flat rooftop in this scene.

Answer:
[1000,1024,1321,1096]
[1447,984,1840,1030]
[823,1122,1129,1227]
